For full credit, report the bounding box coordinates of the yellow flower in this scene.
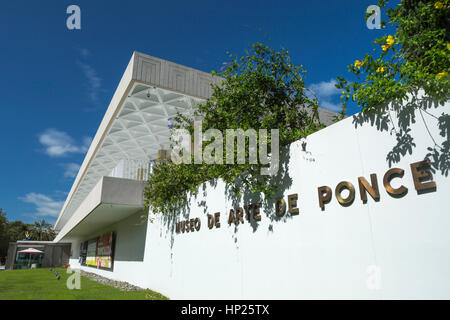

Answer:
[354,60,363,69]
[447,43,450,50]
[382,45,390,51]
[376,67,385,73]
[435,2,444,9]
[436,71,447,78]
[386,35,395,46]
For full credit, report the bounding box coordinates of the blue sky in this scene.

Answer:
[0,0,395,224]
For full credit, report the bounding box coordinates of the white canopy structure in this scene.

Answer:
[54,52,220,240]
[54,51,337,242]
[48,51,450,300]
[17,248,44,254]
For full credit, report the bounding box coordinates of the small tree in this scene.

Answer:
[29,219,56,241]
[6,220,30,242]
[337,0,449,173]
[338,0,449,110]
[144,43,323,214]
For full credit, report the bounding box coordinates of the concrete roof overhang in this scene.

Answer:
[54,51,339,236]
[54,52,221,232]
[54,176,147,242]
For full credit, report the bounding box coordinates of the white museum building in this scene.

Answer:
[53,51,450,299]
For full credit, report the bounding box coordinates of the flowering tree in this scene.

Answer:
[337,0,449,174]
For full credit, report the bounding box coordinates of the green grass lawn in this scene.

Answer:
[0,268,169,300]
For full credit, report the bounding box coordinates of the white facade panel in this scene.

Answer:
[66,100,450,299]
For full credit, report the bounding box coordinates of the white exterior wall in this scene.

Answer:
[69,210,148,287]
[69,102,450,299]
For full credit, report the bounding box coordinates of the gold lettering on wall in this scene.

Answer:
[275,198,286,217]
[410,160,437,194]
[358,174,380,203]
[228,209,235,225]
[252,203,262,221]
[195,218,201,231]
[244,205,251,221]
[176,218,202,234]
[214,212,221,228]
[207,214,214,229]
[175,160,438,235]
[287,194,299,215]
[335,181,355,206]
[235,207,244,224]
[318,186,332,210]
[383,168,408,197]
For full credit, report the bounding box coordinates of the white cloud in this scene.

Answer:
[38,128,91,157]
[63,162,81,178]
[320,101,343,112]
[19,193,65,218]
[77,60,102,103]
[79,48,91,58]
[308,79,343,113]
[309,79,340,98]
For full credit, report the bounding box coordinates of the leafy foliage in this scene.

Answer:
[5,220,29,242]
[29,219,56,241]
[337,0,450,174]
[1,210,31,265]
[144,43,324,214]
[337,0,449,110]
[0,210,56,264]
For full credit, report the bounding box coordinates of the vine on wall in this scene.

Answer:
[144,43,324,215]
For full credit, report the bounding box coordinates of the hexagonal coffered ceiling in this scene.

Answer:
[58,83,204,229]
